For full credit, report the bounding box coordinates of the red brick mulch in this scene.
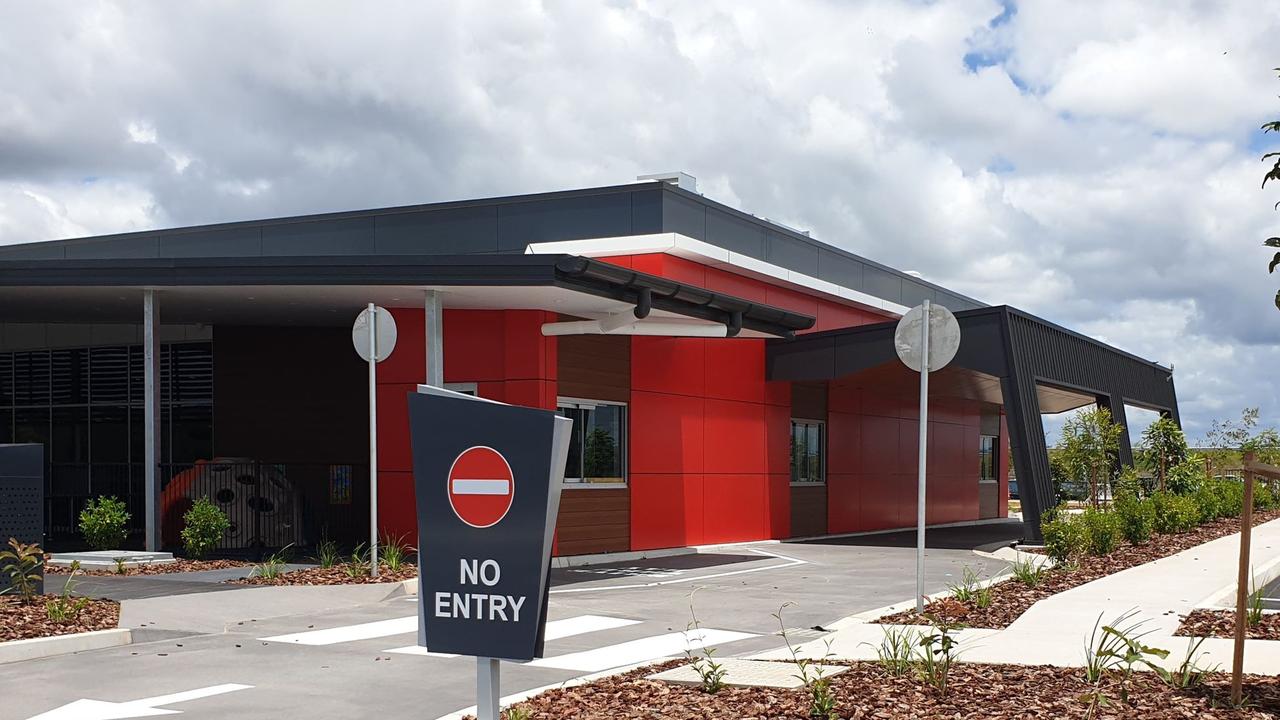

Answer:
[879,509,1280,629]
[0,595,119,642]
[476,659,1280,719]
[230,563,417,586]
[1178,609,1280,640]
[43,558,253,576]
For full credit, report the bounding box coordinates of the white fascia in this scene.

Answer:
[525,233,910,317]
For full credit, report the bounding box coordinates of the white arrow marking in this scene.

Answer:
[27,683,252,720]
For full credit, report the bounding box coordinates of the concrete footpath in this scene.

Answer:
[755,517,1280,674]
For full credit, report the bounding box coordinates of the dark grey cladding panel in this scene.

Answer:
[0,242,67,260]
[706,208,766,258]
[766,231,819,277]
[766,335,836,382]
[900,279,936,308]
[261,216,376,256]
[951,312,1006,375]
[817,249,865,291]
[374,205,498,255]
[863,265,903,304]
[66,235,161,259]
[629,188,663,235]
[162,227,264,257]
[938,291,979,312]
[662,190,707,240]
[496,192,634,251]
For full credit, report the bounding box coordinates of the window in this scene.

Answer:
[557,398,626,485]
[979,435,998,483]
[444,382,477,396]
[790,419,825,484]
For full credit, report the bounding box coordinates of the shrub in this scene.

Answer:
[0,538,43,598]
[78,496,130,550]
[1114,493,1155,545]
[1152,492,1199,534]
[1114,468,1149,499]
[1078,508,1122,555]
[1042,513,1084,563]
[1166,456,1208,495]
[1256,482,1278,511]
[180,497,230,559]
[1191,483,1223,522]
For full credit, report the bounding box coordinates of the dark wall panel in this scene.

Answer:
[261,217,376,256]
[162,227,263,258]
[900,280,936,308]
[790,484,827,537]
[496,193,635,251]
[863,266,903,305]
[766,232,819,277]
[792,381,827,419]
[374,206,498,254]
[705,208,766,258]
[662,191,707,240]
[66,235,160,260]
[817,249,865,291]
[630,188,664,235]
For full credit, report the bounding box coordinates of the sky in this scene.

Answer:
[0,0,1277,443]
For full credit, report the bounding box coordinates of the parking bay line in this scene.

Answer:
[384,614,642,658]
[261,616,418,645]
[548,547,808,594]
[524,628,758,672]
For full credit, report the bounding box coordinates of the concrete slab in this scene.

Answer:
[49,550,175,569]
[647,658,846,689]
[0,628,132,665]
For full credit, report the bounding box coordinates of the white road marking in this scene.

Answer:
[260,616,416,645]
[27,683,252,720]
[525,628,757,672]
[549,547,807,594]
[384,614,641,658]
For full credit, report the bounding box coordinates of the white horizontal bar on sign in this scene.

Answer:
[525,628,757,672]
[383,614,641,658]
[260,616,416,645]
[452,478,510,496]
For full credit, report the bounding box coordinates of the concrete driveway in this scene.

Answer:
[9,521,1019,720]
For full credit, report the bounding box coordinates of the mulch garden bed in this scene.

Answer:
[230,563,417,586]
[44,558,253,576]
[879,508,1280,629]
[1178,609,1280,640]
[484,659,1280,719]
[0,595,120,643]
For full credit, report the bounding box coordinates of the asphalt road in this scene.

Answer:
[8,521,1020,720]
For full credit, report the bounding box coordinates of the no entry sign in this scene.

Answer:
[448,447,515,528]
[408,386,572,663]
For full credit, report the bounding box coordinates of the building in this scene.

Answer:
[0,175,1180,553]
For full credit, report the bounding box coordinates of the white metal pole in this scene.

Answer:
[425,290,443,386]
[368,303,379,578]
[915,299,931,614]
[477,657,501,720]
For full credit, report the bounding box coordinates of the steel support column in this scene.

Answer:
[425,290,443,386]
[143,290,161,551]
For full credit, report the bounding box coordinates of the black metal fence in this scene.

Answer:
[43,461,369,556]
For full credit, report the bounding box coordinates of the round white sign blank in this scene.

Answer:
[894,303,960,373]
[352,306,398,363]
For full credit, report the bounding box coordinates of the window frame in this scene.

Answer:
[978,434,999,484]
[789,417,827,487]
[556,396,628,489]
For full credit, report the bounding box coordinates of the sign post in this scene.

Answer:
[894,300,960,613]
[352,304,397,578]
[408,385,572,720]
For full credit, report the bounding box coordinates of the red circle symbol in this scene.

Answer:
[447,446,515,528]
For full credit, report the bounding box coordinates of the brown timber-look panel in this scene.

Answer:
[555,487,630,555]
[557,333,630,403]
[790,484,827,538]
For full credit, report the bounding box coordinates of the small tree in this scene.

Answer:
[79,496,130,550]
[180,497,231,559]
[1204,408,1280,469]
[1263,67,1280,310]
[1138,416,1188,492]
[1057,407,1125,508]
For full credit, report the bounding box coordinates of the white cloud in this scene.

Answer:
[0,0,1276,435]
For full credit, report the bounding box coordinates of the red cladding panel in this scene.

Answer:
[767,473,790,538]
[827,411,861,476]
[765,404,792,475]
[764,380,791,407]
[632,337,705,396]
[376,384,416,472]
[703,267,770,303]
[703,399,766,474]
[859,416,899,476]
[630,391,705,474]
[826,473,859,534]
[704,339,765,403]
[829,382,861,415]
[378,471,417,542]
[443,310,505,382]
[630,474,704,550]
[503,310,552,381]
[503,379,557,410]
[702,474,765,543]
[859,473,899,531]
[381,308,426,384]
[765,286,820,318]
[815,303,884,332]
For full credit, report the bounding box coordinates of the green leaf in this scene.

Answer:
[1266,121,1280,133]
[1266,238,1280,248]
[1275,289,1280,312]
[1270,252,1280,273]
